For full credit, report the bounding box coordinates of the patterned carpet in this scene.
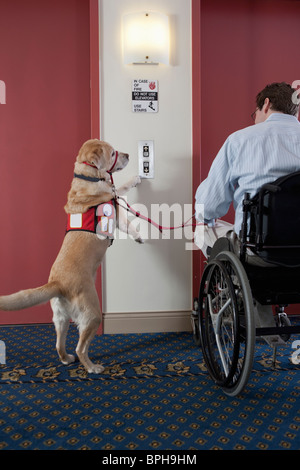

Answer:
[0,323,300,450]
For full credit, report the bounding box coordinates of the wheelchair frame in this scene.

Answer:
[192,175,300,396]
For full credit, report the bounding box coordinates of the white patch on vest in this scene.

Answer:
[101,216,108,232]
[70,213,83,228]
[96,201,116,240]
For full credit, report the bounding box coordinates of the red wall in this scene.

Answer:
[193,0,300,304]
[200,0,300,183]
[0,0,92,323]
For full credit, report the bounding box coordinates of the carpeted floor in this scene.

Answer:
[0,323,300,450]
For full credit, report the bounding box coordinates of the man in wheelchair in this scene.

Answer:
[193,82,300,395]
[195,82,300,258]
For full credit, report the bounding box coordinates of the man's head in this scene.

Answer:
[253,82,299,124]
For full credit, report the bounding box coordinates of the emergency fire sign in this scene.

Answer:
[132,79,158,113]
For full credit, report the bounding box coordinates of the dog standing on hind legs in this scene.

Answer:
[0,139,143,374]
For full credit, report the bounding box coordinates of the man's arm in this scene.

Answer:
[195,137,236,224]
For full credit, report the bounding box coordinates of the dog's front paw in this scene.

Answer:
[132,175,141,187]
[135,236,144,244]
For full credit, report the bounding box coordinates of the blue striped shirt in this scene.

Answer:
[195,113,300,234]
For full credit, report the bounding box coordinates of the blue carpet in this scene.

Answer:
[0,324,300,450]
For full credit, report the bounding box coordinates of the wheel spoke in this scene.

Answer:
[207,293,232,376]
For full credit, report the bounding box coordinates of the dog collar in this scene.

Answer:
[76,151,119,186]
[74,173,105,183]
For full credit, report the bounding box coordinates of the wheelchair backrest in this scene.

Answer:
[245,171,300,266]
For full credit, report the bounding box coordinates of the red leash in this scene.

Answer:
[82,155,203,233]
[116,196,202,233]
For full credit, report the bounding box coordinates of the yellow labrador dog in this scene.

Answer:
[0,139,142,373]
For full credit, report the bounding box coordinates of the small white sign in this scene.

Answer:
[132,79,158,113]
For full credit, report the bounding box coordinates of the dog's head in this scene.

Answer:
[77,139,129,173]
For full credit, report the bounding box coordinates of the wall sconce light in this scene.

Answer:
[122,12,170,65]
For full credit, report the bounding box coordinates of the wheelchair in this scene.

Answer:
[192,171,300,396]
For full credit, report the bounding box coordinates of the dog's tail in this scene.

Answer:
[0,282,61,311]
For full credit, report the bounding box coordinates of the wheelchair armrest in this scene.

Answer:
[256,184,282,249]
[259,183,282,194]
[240,184,282,259]
[240,193,252,262]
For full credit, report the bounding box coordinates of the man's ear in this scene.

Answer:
[263,97,271,113]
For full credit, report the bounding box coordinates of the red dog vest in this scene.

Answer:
[66,201,116,240]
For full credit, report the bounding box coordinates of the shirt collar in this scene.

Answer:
[266,113,300,123]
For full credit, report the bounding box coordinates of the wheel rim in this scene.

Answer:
[216,252,255,395]
[199,260,240,387]
[199,251,255,396]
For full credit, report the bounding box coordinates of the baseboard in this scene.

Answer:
[103,310,193,334]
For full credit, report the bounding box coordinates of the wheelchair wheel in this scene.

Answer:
[198,251,255,396]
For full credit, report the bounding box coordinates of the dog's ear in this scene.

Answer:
[88,148,106,169]
[77,140,108,170]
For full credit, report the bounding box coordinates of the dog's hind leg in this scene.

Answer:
[76,318,104,374]
[74,291,104,374]
[51,298,76,366]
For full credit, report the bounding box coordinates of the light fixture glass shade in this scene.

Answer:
[123,12,170,65]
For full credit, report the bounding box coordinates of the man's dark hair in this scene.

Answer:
[256,82,299,116]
